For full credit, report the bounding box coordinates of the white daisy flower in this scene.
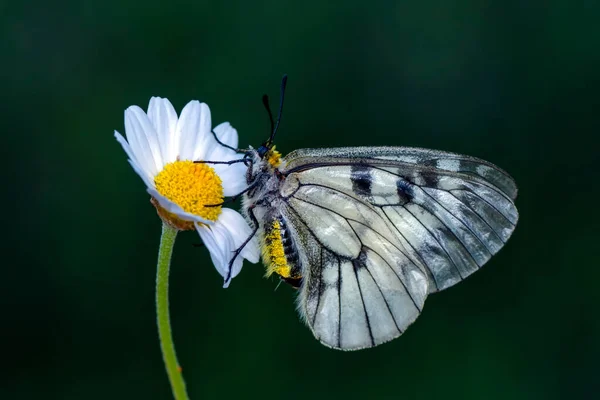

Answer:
[115,97,259,287]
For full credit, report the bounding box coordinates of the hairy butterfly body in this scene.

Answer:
[220,77,518,350]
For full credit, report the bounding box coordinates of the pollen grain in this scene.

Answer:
[264,220,291,278]
[266,146,282,168]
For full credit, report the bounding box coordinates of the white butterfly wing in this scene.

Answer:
[278,147,518,350]
[281,198,428,350]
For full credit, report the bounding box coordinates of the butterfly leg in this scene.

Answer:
[193,158,247,166]
[223,203,261,283]
[210,130,244,153]
[204,180,261,207]
[194,150,253,168]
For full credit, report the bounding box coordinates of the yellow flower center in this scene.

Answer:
[153,160,223,230]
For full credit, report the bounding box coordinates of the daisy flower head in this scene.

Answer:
[115,97,259,287]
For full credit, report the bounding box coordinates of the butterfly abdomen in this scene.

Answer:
[262,216,302,287]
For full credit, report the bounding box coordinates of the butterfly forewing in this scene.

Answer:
[283,146,518,201]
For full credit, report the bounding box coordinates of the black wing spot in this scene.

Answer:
[421,173,439,187]
[396,178,413,203]
[351,164,372,197]
[352,251,369,271]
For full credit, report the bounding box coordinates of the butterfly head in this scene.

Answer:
[257,144,282,168]
[256,75,287,168]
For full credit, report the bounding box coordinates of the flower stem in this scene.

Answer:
[156,223,189,400]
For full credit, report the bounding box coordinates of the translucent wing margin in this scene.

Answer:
[279,147,518,350]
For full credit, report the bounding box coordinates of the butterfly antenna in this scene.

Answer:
[266,74,288,147]
[262,94,275,138]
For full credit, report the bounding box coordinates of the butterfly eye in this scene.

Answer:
[257,145,269,158]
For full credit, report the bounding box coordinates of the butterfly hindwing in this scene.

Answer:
[280,172,430,350]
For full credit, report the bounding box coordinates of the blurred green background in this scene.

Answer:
[2,1,599,399]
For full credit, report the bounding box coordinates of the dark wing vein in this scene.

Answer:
[451,189,515,226]
[380,205,440,291]
[352,259,375,347]
[312,246,324,327]
[445,190,506,245]
[347,221,422,313]
[285,204,347,259]
[418,188,491,263]
[362,244,420,315]
[337,254,342,349]
[369,164,513,204]
[401,204,465,280]
[360,255,403,333]
[292,195,422,313]
[290,196,421,275]
[298,182,374,209]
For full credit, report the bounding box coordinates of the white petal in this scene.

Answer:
[213,122,239,150]
[174,100,200,160]
[115,130,147,180]
[193,103,217,161]
[177,101,213,161]
[196,223,237,285]
[195,208,260,287]
[204,122,247,196]
[196,225,225,267]
[218,208,260,264]
[240,232,260,265]
[116,130,154,189]
[147,187,214,225]
[130,106,164,170]
[147,97,178,164]
[125,106,162,175]
[128,159,154,189]
[207,122,243,163]
[213,161,248,197]
[123,108,152,176]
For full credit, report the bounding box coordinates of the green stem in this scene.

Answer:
[156,223,189,400]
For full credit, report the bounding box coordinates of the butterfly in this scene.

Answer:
[207,76,518,350]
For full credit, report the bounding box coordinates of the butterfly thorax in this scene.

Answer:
[243,147,284,201]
